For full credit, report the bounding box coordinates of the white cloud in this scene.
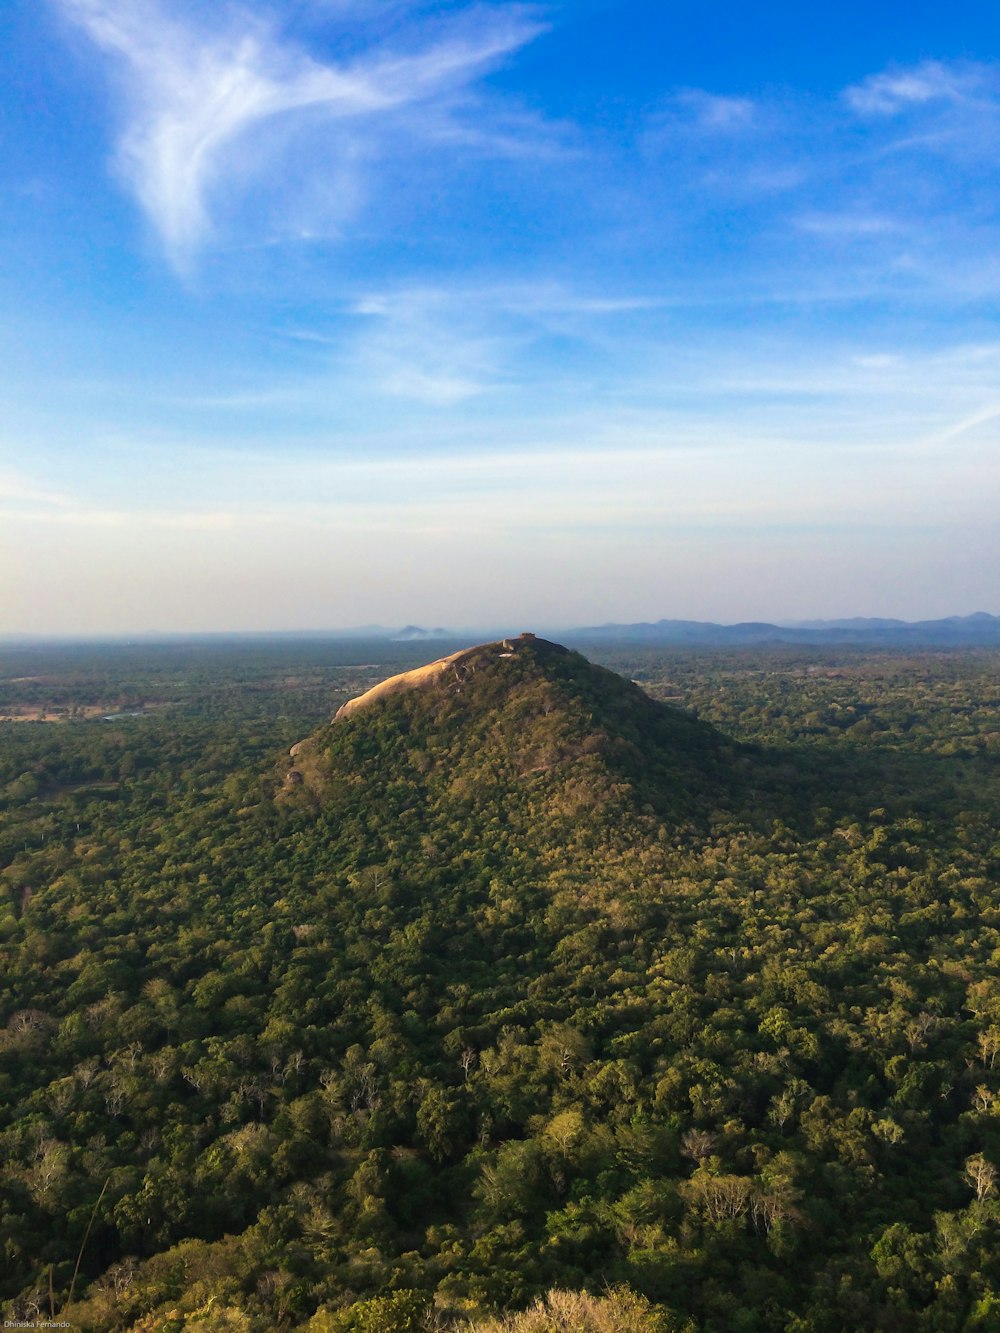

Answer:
[291,280,670,405]
[671,89,758,132]
[0,470,73,510]
[56,0,544,266]
[844,60,990,117]
[794,212,900,239]
[10,411,998,546]
[927,402,1000,447]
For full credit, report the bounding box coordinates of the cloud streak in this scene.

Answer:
[56,0,544,265]
[0,470,73,510]
[844,60,986,116]
[670,89,758,132]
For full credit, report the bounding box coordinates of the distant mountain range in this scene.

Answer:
[2,613,999,647]
[565,612,1000,646]
[365,612,1000,647]
[371,613,1000,647]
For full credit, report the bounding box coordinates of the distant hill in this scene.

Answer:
[568,611,1000,646]
[783,616,909,631]
[391,624,452,641]
[285,631,742,840]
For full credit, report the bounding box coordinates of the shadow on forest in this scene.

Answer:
[736,734,994,835]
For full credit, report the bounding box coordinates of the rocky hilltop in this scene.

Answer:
[332,632,562,722]
[284,632,741,841]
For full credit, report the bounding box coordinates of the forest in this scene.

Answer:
[1,634,999,1331]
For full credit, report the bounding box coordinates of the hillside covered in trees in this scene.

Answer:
[1,635,1000,1330]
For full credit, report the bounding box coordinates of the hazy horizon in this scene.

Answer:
[2,609,998,645]
[4,1,1000,634]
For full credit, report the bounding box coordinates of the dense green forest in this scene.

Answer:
[1,635,999,1331]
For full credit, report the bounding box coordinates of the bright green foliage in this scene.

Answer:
[465,1284,683,1330]
[308,1289,433,1331]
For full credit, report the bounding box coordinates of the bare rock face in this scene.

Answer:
[332,632,561,722]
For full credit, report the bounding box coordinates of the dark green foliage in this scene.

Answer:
[0,638,999,1329]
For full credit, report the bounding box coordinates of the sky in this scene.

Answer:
[2,0,1000,633]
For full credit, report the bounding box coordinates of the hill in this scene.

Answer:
[284,633,742,851]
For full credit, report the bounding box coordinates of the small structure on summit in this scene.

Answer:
[332,632,558,722]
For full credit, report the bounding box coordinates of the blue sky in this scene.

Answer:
[3,0,1000,632]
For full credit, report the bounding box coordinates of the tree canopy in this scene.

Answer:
[1,637,999,1330]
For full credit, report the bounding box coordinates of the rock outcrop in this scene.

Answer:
[331,633,559,722]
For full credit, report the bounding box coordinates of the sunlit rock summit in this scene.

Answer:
[332,633,563,721]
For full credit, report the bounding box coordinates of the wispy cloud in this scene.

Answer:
[0,470,73,510]
[926,401,1000,448]
[55,0,544,266]
[263,282,659,408]
[794,212,901,238]
[844,60,986,116]
[11,392,998,540]
[631,58,1000,311]
[841,60,1000,172]
[670,89,758,132]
